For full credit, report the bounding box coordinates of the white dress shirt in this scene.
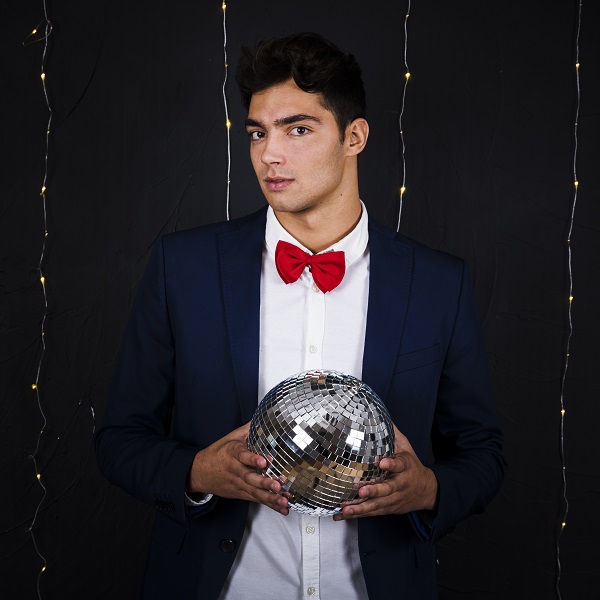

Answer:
[219,204,371,600]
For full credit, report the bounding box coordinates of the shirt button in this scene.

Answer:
[312,283,320,293]
[305,525,315,534]
[307,588,316,596]
[309,345,318,354]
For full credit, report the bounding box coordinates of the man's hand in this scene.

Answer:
[187,422,289,515]
[333,424,438,521]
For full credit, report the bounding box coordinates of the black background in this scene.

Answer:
[1,1,599,598]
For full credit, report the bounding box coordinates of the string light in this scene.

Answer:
[22,2,53,597]
[397,2,411,232]
[221,1,231,220]
[556,2,582,598]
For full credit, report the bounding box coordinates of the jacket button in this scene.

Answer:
[219,539,236,553]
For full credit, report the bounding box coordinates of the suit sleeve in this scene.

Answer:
[426,262,506,542]
[95,237,201,526]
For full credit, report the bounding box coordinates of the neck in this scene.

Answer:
[274,196,362,253]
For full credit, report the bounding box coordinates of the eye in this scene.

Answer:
[290,126,309,136]
[248,130,265,141]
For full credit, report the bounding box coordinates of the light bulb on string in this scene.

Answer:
[221,0,231,220]
[397,1,412,232]
[22,20,52,47]
[556,2,583,598]
[23,1,54,596]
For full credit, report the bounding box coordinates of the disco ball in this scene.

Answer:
[247,370,395,516]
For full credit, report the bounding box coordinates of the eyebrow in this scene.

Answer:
[245,114,322,129]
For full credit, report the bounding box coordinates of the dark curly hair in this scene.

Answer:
[236,32,366,141]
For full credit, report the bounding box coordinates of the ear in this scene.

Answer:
[345,118,369,156]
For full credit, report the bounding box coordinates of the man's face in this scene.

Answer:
[245,79,353,217]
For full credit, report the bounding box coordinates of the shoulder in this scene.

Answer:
[369,217,464,276]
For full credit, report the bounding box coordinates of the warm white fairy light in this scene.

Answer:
[222,1,231,220]
[556,2,582,598]
[396,2,411,232]
[22,2,53,597]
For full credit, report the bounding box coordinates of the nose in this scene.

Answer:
[260,135,284,166]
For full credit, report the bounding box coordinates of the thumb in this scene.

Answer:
[231,421,251,441]
[392,424,414,455]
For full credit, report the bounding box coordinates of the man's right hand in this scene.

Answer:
[186,422,289,515]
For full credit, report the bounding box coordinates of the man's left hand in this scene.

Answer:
[333,424,438,521]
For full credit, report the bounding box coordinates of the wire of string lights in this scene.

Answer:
[21,1,53,597]
[396,1,411,232]
[555,2,582,598]
[222,2,232,220]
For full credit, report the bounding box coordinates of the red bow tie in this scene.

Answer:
[275,240,345,293]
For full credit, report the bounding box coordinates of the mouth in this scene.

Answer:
[264,177,294,192]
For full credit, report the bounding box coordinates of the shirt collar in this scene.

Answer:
[264,201,369,268]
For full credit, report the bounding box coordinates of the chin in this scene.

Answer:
[268,201,310,215]
[264,195,298,213]
[262,189,319,215]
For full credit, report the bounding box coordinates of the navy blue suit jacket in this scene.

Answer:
[96,207,505,599]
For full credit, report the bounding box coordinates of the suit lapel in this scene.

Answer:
[362,220,413,401]
[217,210,412,420]
[218,209,267,423]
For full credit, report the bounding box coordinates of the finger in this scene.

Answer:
[357,478,398,500]
[378,454,408,473]
[238,448,268,469]
[342,476,397,506]
[340,496,369,507]
[244,470,283,493]
[242,483,290,515]
[333,497,393,520]
[240,468,291,513]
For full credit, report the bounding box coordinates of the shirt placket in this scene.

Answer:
[301,515,320,599]
[301,270,325,598]
[303,271,325,371]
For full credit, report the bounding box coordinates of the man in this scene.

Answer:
[96,33,505,599]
